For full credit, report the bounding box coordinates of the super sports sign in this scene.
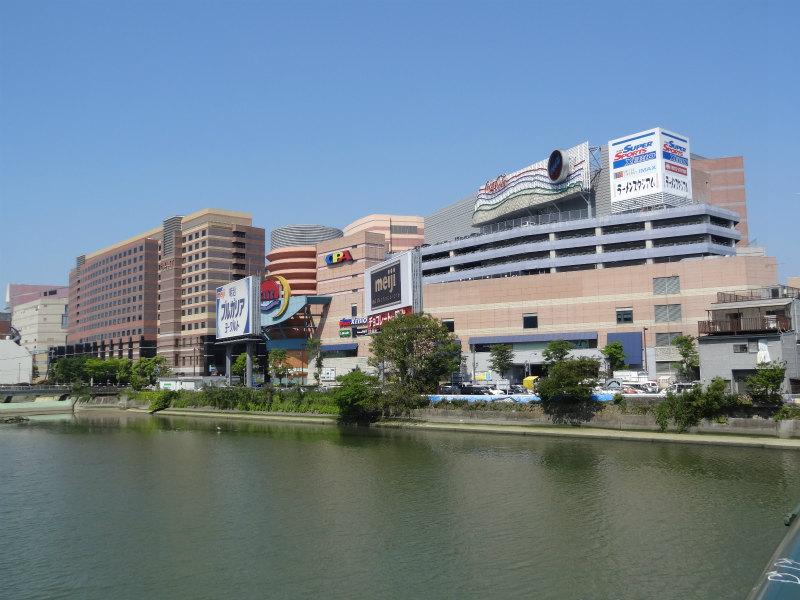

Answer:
[608,127,692,212]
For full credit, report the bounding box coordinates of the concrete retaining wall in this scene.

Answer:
[412,406,800,439]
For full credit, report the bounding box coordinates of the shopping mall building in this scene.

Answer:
[271,127,792,391]
[52,126,795,392]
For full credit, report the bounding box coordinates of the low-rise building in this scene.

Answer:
[697,285,800,394]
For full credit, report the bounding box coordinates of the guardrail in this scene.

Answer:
[0,385,72,396]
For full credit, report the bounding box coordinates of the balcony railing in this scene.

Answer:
[698,316,791,335]
[715,286,800,303]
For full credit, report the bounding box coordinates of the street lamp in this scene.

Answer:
[642,327,649,376]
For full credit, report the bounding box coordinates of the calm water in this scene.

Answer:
[2,412,799,600]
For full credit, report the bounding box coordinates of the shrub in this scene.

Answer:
[653,379,743,433]
[149,389,177,413]
[774,405,800,421]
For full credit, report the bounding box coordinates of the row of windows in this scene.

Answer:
[182,230,207,243]
[441,304,684,333]
[77,329,144,344]
[181,321,213,330]
[182,284,208,295]
[183,241,207,254]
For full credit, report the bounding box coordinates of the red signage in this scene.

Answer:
[367,306,412,331]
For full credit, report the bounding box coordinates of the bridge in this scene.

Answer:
[1,385,72,400]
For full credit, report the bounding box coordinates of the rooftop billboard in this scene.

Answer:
[473,142,591,226]
[215,276,260,340]
[608,127,692,213]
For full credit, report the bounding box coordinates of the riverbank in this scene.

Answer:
[68,401,800,450]
[5,397,798,449]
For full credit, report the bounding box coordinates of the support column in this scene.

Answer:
[645,220,654,264]
[225,345,233,385]
[246,342,253,388]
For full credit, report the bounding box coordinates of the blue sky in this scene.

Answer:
[1,0,798,302]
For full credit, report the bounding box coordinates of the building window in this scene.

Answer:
[390,225,418,234]
[733,344,748,353]
[351,304,358,317]
[616,308,633,324]
[523,313,538,329]
[653,276,680,295]
[654,304,682,322]
[442,319,454,332]
[655,332,683,347]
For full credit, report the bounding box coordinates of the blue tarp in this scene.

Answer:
[428,392,615,403]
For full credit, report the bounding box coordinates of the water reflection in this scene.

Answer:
[3,413,799,599]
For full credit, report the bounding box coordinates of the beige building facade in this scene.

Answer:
[12,296,68,379]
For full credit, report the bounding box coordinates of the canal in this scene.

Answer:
[2,412,798,599]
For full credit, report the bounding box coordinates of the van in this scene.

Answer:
[660,382,700,396]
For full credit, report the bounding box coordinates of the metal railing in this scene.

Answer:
[716,286,800,302]
[698,316,792,335]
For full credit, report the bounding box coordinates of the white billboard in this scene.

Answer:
[215,276,260,340]
[473,142,591,226]
[364,250,422,318]
[608,127,692,213]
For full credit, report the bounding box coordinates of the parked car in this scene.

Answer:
[659,382,701,396]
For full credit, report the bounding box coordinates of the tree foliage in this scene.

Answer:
[746,361,787,405]
[232,353,260,381]
[671,335,699,382]
[653,378,740,432]
[542,339,573,366]
[600,341,627,373]
[268,349,290,387]
[368,312,461,393]
[52,356,88,383]
[130,356,170,390]
[537,356,600,410]
[488,344,514,380]
[333,370,381,422]
[52,355,169,389]
[305,337,323,384]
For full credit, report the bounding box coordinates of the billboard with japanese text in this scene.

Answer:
[215,276,260,340]
[608,127,692,213]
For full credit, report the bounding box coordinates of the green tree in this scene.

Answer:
[232,353,260,383]
[52,356,88,383]
[129,356,170,390]
[488,344,514,381]
[536,356,600,412]
[333,369,380,423]
[745,361,787,405]
[305,337,323,385]
[268,349,290,387]
[671,335,699,382]
[368,312,461,393]
[542,339,573,366]
[600,341,627,374]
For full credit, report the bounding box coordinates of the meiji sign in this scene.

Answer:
[364,249,422,318]
[370,261,401,310]
[325,250,353,265]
